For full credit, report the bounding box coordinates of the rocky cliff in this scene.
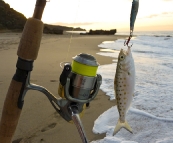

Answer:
[0,0,26,30]
[0,0,85,34]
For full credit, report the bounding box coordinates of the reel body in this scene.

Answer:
[57,53,102,122]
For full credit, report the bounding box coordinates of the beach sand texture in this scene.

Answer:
[0,32,126,143]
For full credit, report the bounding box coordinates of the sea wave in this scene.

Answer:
[116,31,173,37]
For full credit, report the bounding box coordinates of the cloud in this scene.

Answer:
[51,22,94,27]
[146,14,159,18]
[162,0,173,1]
[140,11,173,19]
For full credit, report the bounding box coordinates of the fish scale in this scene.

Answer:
[117,75,128,121]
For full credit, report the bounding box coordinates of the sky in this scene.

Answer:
[3,0,173,32]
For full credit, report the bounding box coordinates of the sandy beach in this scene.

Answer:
[0,32,126,143]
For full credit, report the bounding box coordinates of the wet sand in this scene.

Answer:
[0,32,126,143]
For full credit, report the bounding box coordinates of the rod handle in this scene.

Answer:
[0,80,23,143]
[17,18,43,60]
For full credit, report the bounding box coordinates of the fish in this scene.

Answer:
[113,46,135,135]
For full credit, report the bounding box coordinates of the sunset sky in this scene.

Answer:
[3,0,173,32]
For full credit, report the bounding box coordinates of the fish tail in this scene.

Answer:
[113,119,133,135]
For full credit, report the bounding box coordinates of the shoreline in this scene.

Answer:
[0,33,126,143]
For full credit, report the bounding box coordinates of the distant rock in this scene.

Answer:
[43,25,63,34]
[87,29,117,35]
[43,24,85,34]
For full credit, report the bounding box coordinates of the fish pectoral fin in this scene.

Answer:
[114,76,117,101]
[113,119,133,136]
[115,99,117,105]
[114,76,116,92]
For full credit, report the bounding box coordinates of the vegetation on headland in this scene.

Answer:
[0,0,26,31]
[0,0,85,34]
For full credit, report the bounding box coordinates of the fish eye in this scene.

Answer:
[120,55,124,60]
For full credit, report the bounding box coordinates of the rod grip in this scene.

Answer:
[17,18,43,60]
[0,80,23,143]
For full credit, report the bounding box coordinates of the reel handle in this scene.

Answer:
[70,106,89,143]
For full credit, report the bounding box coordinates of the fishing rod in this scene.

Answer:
[124,0,139,47]
[0,0,47,142]
[0,0,102,143]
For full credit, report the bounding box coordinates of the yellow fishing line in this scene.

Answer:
[72,60,98,76]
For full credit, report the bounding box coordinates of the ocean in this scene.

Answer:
[91,31,173,143]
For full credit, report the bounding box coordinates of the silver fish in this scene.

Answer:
[113,46,135,135]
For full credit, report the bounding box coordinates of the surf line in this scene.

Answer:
[129,107,173,123]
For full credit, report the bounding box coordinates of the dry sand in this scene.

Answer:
[0,32,126,143]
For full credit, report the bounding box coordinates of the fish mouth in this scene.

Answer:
[126,46,132,55]
[120,47,131,56]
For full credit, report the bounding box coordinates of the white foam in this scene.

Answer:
[92,31,173,143]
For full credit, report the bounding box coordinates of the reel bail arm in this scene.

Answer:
[64,74,102,103]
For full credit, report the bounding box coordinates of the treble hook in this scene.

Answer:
[124,30,133,47]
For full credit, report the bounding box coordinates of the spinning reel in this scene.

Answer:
[21,53,102,143]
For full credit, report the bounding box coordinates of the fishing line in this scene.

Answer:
[60,0,81,68]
